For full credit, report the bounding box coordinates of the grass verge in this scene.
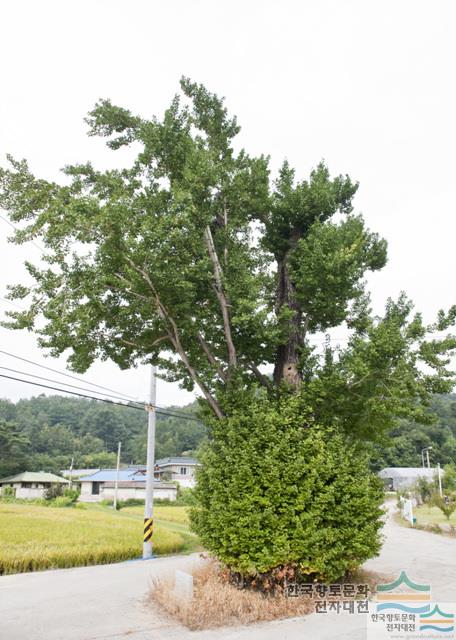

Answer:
[413,504,456,526]
[393,509,456,537]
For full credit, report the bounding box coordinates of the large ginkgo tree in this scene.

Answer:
[1,78,455,582]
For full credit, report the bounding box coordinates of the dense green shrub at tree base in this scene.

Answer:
[191,395,384,583]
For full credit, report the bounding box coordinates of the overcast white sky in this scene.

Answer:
[0,0,455,407]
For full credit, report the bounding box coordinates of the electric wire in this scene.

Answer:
[0,372,202,422]
[0,366,145,406]
[0,348,139,401]
[0,212,47,255]
[0,296,25,311]
[0,349,203,420]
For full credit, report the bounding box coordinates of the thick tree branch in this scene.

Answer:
[197,332,227,381]
[223,199,228,267]
[204,225,237,369]
[248,363,273,391]
[125,257,224,419]
[119,337,142,348]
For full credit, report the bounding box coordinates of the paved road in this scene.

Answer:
[1,501,455,640]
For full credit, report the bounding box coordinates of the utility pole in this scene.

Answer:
[113,441,122,510]
[143,365,156,559]
[69,456,74,490]
[421,446,432,469]
[437,462,443,498]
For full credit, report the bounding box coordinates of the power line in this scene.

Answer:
[0,348,138,401]
[0,296,26,311]
[0,366,144,407]
[0,372,144,411]
[0,348,202,421]
[0,212,47,255]
[0,372,202,423]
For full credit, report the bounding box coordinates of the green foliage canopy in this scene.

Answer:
[1,78,454,435]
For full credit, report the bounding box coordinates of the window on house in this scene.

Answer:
[180,467,187,475]
[91,482,100,495]
[22,482,32,488]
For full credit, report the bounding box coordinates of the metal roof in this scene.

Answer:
[79,468,141,482]
[80,460,198,482]
[0,471,69,484]
[378,467,439,479]
[61,468,100,477]
[155,457,198,466]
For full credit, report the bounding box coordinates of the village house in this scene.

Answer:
[78,467,177,502]
[0,471,69,499]
[155,457,199,488]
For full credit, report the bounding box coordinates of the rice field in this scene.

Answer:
[0,503,197,575]
[123,505,190,525]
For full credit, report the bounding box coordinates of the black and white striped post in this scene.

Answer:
[143,365,156,559]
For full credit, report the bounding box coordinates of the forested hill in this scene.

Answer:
[1,393,456,478]
[0,395,205,478]
[370,394,456,471]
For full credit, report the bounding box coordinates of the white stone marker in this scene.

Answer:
[174,570,194,602]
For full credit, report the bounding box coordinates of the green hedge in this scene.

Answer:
[191,394,384,582]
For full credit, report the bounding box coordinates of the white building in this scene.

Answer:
[155,457,199,488]
[378,467,440,491]
[78,467,177,502]
[0,471,69,499]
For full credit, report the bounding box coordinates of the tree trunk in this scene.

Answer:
[273,256,302,388]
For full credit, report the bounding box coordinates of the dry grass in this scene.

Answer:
[151,558,385,631]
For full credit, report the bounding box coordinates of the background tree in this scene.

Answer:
[0,395,202,475]
[0,419,29,477]
[0,393,454,477]
[1,78,456,580]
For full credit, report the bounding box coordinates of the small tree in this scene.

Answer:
[0,486,16,501]
[43,483,63,501]
[0,419,29,477]
[431,493,456,521]
[414,476,433,504]
[443,463,456,492]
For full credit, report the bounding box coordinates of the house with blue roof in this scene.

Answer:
[78,467,177,503]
